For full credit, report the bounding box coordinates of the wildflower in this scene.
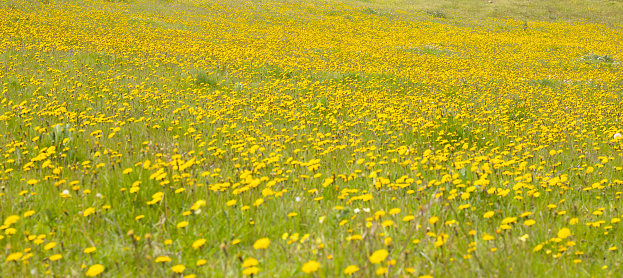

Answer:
[171,265,185,273]
[301,260,320,273]
[242,267,259,276]
[429,216,439,224]
[4,215,19,225]
[344,265,359,275]
[6,252,23,262]
[369,249,389,264]
[253,238,270,249]
[86,264,105,276]
[389,208,401,215]
[558,227,571,239]
[155,256,172,263]
[44,242,56,250]
[242,258,258,268]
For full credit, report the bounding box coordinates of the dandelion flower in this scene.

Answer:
[429,216,439,224]
[301,260,320,273]
[192,239,206,249]
[171,265,185,273]
[253,238,270,249]
[242,267,259,276]
[558,227,571,239]
[344,265,359,275]
[5,252,23,262]
[369,249,389,264]
[155,256,172,263]
[242,258,258,268]
[85,264,105,277]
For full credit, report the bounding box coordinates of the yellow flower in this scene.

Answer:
[86,264,104,276]
[369,249,389,264]
[558,227,571,239]
[533,244,543,252]
[429,216,439,224]
[49,254,63,261]
[524,219,536,226]
[83,207,95,217]
[177,221,189,228]
[301,260,320,273]
[344,265,359,275]
[483,211,494,218]
[84,247,97,254]
[381,220,394,227]
[388,208,401,215]
[122,168,133,174]
[171,264,186,273]
[4,215,20,225]
[242,258,258,268]
[5,252,23,262]
[253,238,270,249]
[44,242,56,250]
[155,256,172,263]
[376,267,387,275]
[196,259,207,266]
[242,267,259,276]
[192,239,206,249]
[402,215,415,222]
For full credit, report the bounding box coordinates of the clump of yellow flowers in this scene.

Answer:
[1,0,623,276]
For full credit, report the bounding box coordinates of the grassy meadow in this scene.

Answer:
[2,0,623,276]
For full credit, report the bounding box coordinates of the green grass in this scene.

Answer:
[1,0,623,277]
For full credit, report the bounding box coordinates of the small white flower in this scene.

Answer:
[62,190,70,195]
[96,193,103,198]
[354,208,361,213]
[363,208,370,213]
[295,197,301,202]
[614,133,621,139]
[194,209,202,215]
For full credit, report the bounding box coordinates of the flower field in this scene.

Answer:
[1,0,623,276]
